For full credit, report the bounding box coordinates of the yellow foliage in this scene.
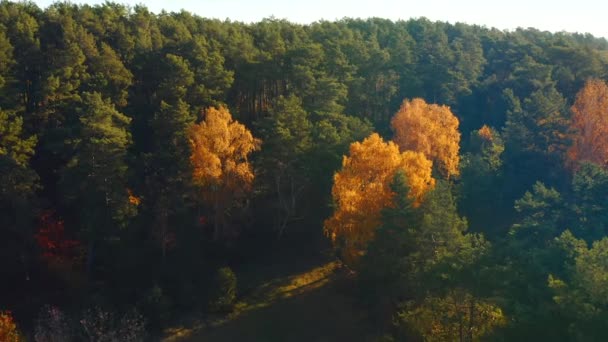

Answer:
[567,79,608,168]
[391,98,461,178]
[188,106,260,238]
[324,133,434,265]
[0,311,21,342]
[189,106,260,196]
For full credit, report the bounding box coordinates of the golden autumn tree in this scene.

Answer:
[391,98,461,178]
[324,133,435,265]
[188,106,261,240]
[0,311,20,342]
[567,79,608,168]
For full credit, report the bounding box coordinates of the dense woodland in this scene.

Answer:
[3,1,608,340]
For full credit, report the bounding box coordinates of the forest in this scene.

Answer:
[2,1,608,341]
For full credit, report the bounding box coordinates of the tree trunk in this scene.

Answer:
[468,299,475,342]
[21,251,29,282]
[86,240,95,279]
[213,199,222,241]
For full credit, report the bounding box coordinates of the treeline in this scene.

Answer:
[2,0,608,340]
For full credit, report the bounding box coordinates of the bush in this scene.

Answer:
[79,307,146,342]
[117,309,147,342]
[0,311,21,342]
[209,267,237,312]
[34,306,72,342]
[139,285,172,326]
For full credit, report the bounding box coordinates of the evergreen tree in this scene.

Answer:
[60,92,133,277]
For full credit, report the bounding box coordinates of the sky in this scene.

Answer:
[32,0,608,39]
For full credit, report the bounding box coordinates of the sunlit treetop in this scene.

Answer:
[391,98,461,178]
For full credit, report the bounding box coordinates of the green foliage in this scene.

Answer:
[459,126,506,234]
[209,267,238,313]
[397,289,506,342]
[256,95,313,236]
[0,110,36,167]
[359,172,420,303]
[571,163,608,241]
[511,182,564,247]
[1,2,608,339]
[61,92,132,223]
[549,232,608,341]
[361,174,494,339]
[88,43,132,107]
[0,26,14,91]
[503,85,569,158]
[143,99,195,258]
[0,109,38,283]
[139,285,172,326]
[59,92,133,275]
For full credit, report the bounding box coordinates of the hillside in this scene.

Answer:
[2,1,608,340]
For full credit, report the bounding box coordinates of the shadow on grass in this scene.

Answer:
[190,272,370,342]
[163,232,374,342]
[163,261,372,342]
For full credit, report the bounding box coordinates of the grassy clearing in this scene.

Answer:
[163,253,372,342]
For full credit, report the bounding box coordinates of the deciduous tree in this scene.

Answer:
[0,311,20,342]
[324,133,434,264]
[391,98,461,178]
[188,106,260,240]
[567,79,608,168]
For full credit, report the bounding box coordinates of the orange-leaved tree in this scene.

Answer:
[391,98,461,178]
[0,311,20,342]
[324,133,435,265]
[188,106,261,240]
[567,79,608,168]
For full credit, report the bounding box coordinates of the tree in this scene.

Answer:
[324,133,434,265]
[0,311,21,342]
[511,182,564,248]
[459,125,507,234]
[60,92,133,277]
[549,231,608,341]
[34,210,81,263]
[360,176,494,340]
[0,27,14,93]
[0,2,42,113]
[0,109,37,282]
[494,179,573,340]
[188,106,260,240]
[256,95,313,237]
[571,162,608,241]
[155,53,195,105]
[398,290,505,342]
[87,43,133,107]
[567,79,608,168]
[503,86,569,158]
[0,110,36,167]
[359,172,420,306]
[391,98,461,178]
[145,100,195,260]
[186,34,234,110]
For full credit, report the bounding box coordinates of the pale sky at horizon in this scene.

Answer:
[31,0,608,39]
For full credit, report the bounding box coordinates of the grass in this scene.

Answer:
[162,237,373,342]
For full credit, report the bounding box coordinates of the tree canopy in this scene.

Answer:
[2,2,608,340]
